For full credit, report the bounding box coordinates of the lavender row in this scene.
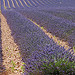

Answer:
[2,10,64,61]
[2,0,75,10]
[15,8,75,48]
[2,9,75,75]
[39,9,75,23]
[1,0,51,10]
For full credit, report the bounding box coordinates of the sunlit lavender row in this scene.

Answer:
[1,0,75,10]
[1,0,75,74]
[15,8,75,48]
[2,9,75,74]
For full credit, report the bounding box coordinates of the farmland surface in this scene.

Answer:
[0,0,75,75]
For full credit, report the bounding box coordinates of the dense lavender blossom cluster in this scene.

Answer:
[24,45,75,74]
[40,9,75,23]
[16,8,75,47]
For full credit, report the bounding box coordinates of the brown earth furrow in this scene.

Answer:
[1,13,25,75]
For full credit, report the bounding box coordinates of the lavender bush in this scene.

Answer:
[24,45,75,75]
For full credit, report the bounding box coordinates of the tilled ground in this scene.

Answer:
[1,12,25,75]
[0,8,75,75]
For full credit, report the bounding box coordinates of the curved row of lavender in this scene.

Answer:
[1,0,52,10]
[1,0,75,10]
[2,9,75,74]
[15,7,75,48]
[1,0,75,75]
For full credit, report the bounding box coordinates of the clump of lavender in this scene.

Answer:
[41,55,75,75]
[24,45,75,75]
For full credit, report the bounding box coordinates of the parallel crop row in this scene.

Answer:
[1,0,75,10]
[2,8,75,74]
[16,8,75,48]
[1,1,75,74]
[1,0,52,10]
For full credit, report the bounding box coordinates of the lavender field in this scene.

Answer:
[0,0,75,75]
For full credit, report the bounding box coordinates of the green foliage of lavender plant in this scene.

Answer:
[41,56,75,75]
[24,44,75,75]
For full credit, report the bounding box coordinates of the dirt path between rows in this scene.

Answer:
[1,12,25,75]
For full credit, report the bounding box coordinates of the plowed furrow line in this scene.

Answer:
[5,0,9,8]
[25,0,32,7]
[46,0,54,5]
[1,0,5,10]
[39,0,46,5]
[34,0,41,5]
[11,0,16,8]
[27,0,33,6]
[23,0,30,7]
[41,0,49,5]
[15,0,20,7]
[31,0,38,6]
[1,13,25,75]
[28,0,36,6]
[19,0,25,7]
[13,0,19,8]
[2,0,52,10]
[7,0,11,8]
[21,0,28,7]
[8,0,15,8]
[22,0,30,7]
[36,0,44,5]
[16,0,24,8]
[32,0,39,5]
